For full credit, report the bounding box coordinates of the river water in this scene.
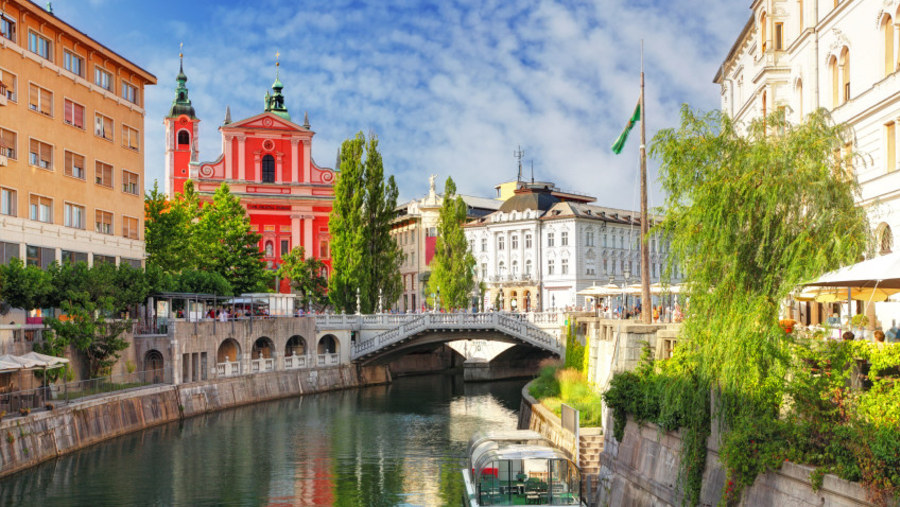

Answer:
[0,374,527,506]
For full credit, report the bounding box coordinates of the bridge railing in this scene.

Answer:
[351,312,562,359]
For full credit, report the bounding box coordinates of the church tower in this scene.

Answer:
[164,52,200,197]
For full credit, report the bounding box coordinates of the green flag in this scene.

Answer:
[611,100,641,154]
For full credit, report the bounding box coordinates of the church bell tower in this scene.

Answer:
[164,51,200,197]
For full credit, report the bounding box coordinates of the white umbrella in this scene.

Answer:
[0,359,22,373]
[0,354,43,369]
[806,252,900,289]
[576,285,610,297]
[19,351,69,368]
[650,283,682,295]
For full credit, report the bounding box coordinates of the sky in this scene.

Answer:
[49,0,750,210]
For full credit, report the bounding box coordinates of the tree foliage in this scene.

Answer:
[328,132,403,313]
[145,180,198,272]
[277,247,328,311]
[425,177,476,310]
[0,258,52,312]
[605,108,872,505]
[42,300,130,378]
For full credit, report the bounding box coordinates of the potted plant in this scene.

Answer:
[19,407,30,416]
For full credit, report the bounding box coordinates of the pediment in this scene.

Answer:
[225,112,306,132]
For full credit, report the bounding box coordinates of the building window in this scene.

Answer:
[121,81,138,104]
[774,22,783,51]
[497,236,504,250]
[0,15,15,42]
[177,130,190,146]
[62,250,88,265]
[280,239,289,257]
[122,125,140,151]
[547,259,554,275]
[95,161,113,188]
[26,245,55,268]
[64,99,85,129]
[547,233,555,247]
[512,260,519,276]
[525,234,532,249]
[65,150,85,179]
[0,187,16,216]
[94,67,112,91]
[122,170,139,195]
[29,195,52,223]
[0,127,16,159]
[262,154,275,183]
[95,210,113,235]
[498,261,505,277]
[879,224,893,255]
[0,69,16,102]
[95,113,113,141]
[525,259,532,276]
[123,216,139,240]
[28,31,51,61]
[29,138,52,170]
[840,47,850,103]
[94,254,116,265]
[887,122,897,173]
[63,50,84,77]
[64,203,85,229]
[28,83,53,116]
[561,258,569,275]
[830,56,839,108]
[481,237,487,252]
[320,238,330,258]
[511,235,518,250]
[561,231,568,246]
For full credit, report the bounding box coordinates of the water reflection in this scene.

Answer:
[0,374,526,506]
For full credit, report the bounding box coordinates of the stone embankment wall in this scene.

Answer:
[0,364,389,479]
[519,383,604,505]
[597,412,875,507]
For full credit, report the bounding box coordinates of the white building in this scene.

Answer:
[715,0,900,252]
[465,182,678,312]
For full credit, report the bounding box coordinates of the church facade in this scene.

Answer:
[164,59,336,292]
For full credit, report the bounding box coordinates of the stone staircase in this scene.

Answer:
[579,427,604,504]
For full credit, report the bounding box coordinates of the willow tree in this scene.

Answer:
[605,107,870,505]
[426,177,476,310]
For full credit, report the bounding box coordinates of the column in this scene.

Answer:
[291,215,301,254]
[224,134,234,179]
[237,135,246,181]
[291,138,301,183]
[275,153,284,184]
[302,139,311,182]
[304,217,314,258]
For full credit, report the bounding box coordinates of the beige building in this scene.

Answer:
[0,1,156,272]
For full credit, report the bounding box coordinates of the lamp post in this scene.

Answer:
[499,288,504,312]
[552,294,556,312]
[624,268,631,319]
[355,287,361,316]
[437,288,441,313]
[431,291,437,314]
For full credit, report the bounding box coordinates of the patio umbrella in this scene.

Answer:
[19,351,69,368]
[649,283,682,295]
[576,285,612,297]
[0,358,23,373]
[0,354,43,369]
[805,252,900,289]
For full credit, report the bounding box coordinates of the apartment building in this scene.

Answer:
[0,1,156,270]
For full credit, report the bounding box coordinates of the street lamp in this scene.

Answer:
[437,288,441,313]
[623,268,631,319]
[499,288,504,312]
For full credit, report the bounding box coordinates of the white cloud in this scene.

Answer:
[52,0,750,209]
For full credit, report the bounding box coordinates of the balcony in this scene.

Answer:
[489,274,536,284]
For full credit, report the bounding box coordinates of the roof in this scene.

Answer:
[713,14,754,84]
[498,189,561,213]
[461,194,502,211]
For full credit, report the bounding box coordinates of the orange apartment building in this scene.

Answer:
[0,1,156,271]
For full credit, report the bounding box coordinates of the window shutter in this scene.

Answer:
[76,104,84,128]
[28,83,38,109]
[64,100,72,122]
[40,142,51,164]
[30,138,38,157]
[40,88,51,115]
[65,150,73,173]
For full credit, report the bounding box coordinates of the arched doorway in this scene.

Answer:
[510,291,518,312]
[285,335,308,369]
[143,349,165,384]
[217,338,241,377]
[317,334,339,366]
[251,336,275,373]
[524,291,531,312]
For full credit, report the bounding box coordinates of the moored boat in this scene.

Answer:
[462,430,584,506]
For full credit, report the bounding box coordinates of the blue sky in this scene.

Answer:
[51,0,750,209]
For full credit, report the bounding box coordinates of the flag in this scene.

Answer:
[611,99,641,154]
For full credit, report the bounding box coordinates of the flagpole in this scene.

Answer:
[639,40,651,324]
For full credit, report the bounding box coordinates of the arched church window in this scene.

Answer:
[262,154,275,183]
[879,223,893,255]
[177,130,190,146]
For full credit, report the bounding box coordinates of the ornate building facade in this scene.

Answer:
[715,0,900,253]
[164,60,336,292]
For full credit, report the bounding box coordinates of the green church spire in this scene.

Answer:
[264,52,291,121]
[167,45,196,119]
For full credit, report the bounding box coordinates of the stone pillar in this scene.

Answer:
[291,215,301,253]
[275,153,284,184]
[302,139,311,182]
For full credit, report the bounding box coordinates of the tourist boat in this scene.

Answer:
[462,430,584,506]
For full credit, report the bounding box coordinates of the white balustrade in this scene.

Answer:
[217,360,240,377]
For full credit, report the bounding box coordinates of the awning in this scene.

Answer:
[805,252,900,289]
[0,353,69,370]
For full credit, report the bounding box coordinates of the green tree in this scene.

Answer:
[0,258,53,312]
[194,183,270,294]
[42,300,130,378]
[426,177,475,310]
[144,180,198,272]
[277,247,328,311]
[329,132,402,313]
[174,269,233,296]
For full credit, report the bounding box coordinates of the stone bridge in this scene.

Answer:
[315,312,564,365]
